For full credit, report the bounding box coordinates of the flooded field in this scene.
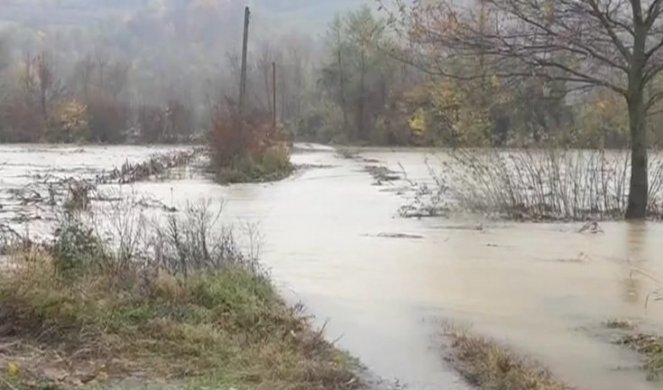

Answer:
[2,144,663,390]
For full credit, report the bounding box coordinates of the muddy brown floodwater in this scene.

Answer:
[3,144,663,390]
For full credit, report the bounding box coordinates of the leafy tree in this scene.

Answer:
[319,6,399,142]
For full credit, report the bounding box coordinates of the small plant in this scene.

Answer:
[63,179,93,212]
[51,213,105,276]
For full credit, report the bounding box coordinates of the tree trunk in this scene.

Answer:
[336,31,349,132]
[626,18,649,220]
[357,52,366,140]
[39,88,47,122]
[626,92,648,219]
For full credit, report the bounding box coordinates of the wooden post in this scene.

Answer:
[239,6,250,118]
[272,62,277,135]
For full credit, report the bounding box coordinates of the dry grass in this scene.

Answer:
[445,328,574,390]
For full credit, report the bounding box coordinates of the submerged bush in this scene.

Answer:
[440,149,663,221]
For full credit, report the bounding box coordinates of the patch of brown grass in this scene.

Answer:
[445,328,574,390]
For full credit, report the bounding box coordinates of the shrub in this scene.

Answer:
[151,201,251,278]
[62,179,93,212]
[259,143,292,173]
[52,213,105,276]
[46,99,90,143]
[209,103,292,183]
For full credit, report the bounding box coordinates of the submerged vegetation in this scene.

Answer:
[619,334,663,381]
[0,204,360,389]
[394,149,663,221]
[444,327,573,390]
[96,148,203,185]
[442,149,663,221]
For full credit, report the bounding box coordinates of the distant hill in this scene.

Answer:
[0,0,370,32]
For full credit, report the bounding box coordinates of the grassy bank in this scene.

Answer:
[0,208,360,389]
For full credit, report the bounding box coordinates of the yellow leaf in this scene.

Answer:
[7,362,19,378]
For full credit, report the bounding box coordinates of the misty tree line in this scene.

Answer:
[1,0,663,151]
[0,1,314,144]
[293,2,663,150]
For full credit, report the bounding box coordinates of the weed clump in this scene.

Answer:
[603,318,635,330]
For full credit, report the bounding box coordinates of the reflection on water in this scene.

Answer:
[3,145,663,390]
[623,222,647,304]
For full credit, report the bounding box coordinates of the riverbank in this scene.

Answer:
[0,206,362,390]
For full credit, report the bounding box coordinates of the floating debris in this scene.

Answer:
[579,221,603,234]
[374,233,424,240]
[364,165,400,185]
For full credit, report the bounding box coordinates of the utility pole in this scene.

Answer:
[272,62,277,135]
[239,6,250,119]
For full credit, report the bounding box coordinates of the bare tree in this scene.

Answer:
[387,0,663,219]
[257,42,274,111]
[93,46,109,89]
[107,61,130,100]
[73,55,96,100]
[328,15,350,131]
[35,53,53,122]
